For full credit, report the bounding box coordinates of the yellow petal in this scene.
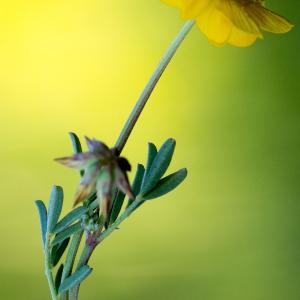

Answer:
[218,0,261,34]
[228,25,259,47]
[196,6,232,46]
[181,0,213,19]
[245,4,294,34]
[162,0,293,48]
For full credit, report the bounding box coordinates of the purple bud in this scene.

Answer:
[85,137,110,155]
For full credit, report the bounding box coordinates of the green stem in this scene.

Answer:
[77,242,95,269]
[69,198,144,299]
[44,234,58,300]
[69,243,95,300]
[114,20,195,154]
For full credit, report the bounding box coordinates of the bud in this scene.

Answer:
[55,137,134,219]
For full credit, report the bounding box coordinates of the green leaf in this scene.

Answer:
[141,143,157,187]
[47,186,64,233]
[141,139,176,196]
[61,231,84,281]
[50,237,70,267]
[35,200,47,247]
[127,164,145,207]
[109,190,125,225]
[51,222,82,247]
[89,198,99,211]
[145,143,157,172]
[55,264,64,293]
[142,168,187,200]
[53,206,88,234]
[69,132,82,154]
[59,265,93,294]
[86,192,97,206]
[69,132,84,176]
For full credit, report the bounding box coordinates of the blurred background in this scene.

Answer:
[0,0,299,299]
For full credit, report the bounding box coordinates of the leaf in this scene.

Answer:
[69,132,84,177]
[127,164,145,207]
[53,206,88,234]
[51,222,82,247]
[109,190,125,225]
[141,143,157,187]
[145,143,158,171]
[69,132,82,154]
[86,192,97,206]
[35,200,47,247]
[61,231,84,281]
[55,264,64,293]
[142,168,187,200]
[141,139,176,196]
[58,265,93,294]
[47,186,64,233]
[50,237,70,267]
[89,198,99,211]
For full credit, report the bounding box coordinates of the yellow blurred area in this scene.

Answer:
[0,1,299,299]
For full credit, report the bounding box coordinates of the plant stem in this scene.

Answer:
[70,20,195,300]
[75,197,143,265]
[69,243,95,300]
[114,20,195,154]
[44,234,58,300]
[69,198,144,299]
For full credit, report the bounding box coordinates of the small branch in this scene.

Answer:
[69,286,80,300]
[69,243,95,300]
[69,197,144,299]
[77,242,96,269]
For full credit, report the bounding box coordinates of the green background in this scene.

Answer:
[0,1,299,299]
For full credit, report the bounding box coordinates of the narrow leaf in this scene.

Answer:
[141,139,176,196]
[145,143,157,172]
[61,230,84,281]
[35,200,47,247]
[69,132,82,154]
[51,222,82,247]
[53,206,88,234]
[89,198,99,211]
[69,132,84,176]
[55,264,64,293]
[47,186,64,233]
[85,192,97,207]
[109,190,125,225]
[142,168,187,200]
[141,143,157,187]
[127,164,145,207]
[50,238,70,267]
[59,265,93,294]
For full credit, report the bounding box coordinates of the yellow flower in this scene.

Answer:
[162,0,293,47]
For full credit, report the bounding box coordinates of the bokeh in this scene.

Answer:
[0,1,299,299]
